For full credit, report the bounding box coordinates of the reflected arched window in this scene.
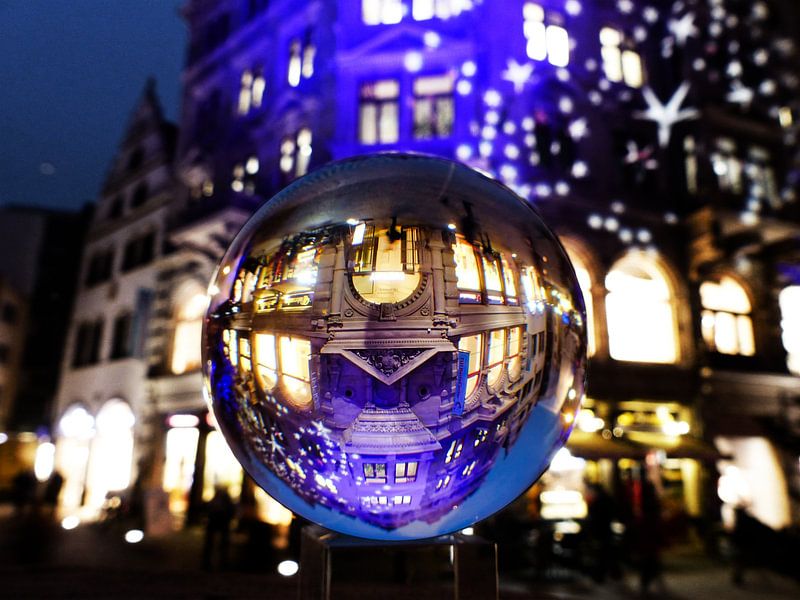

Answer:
[780,286,800,375]
[507,326,522,380]
[700,276,754,356]
[458,334,483,398]
[279,336,312,409]
[351,224,421,304]
[254,332,277,390]
[171,289,208,374]
[453,236,482,302]
[605,252,679,363]
[486,329,506,387]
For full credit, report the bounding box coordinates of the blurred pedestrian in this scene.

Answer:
[42,471,64,522]
[202,485,235,570]
[585,483,620,583]
[11,469,37,516]
[635,478,665,597]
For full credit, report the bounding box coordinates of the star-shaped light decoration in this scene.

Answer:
[502,58,535,94]
[634,82,699,148]
[310,419,332,438]
[669,12,698,46]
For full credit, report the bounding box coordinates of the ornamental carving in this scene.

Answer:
[352,348,426,376]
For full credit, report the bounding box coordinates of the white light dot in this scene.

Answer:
[565,0,582,16]
[555,181,570,196]
[604,217,619,232]
[504,144,520,159]
[461,61,477,77]
[485,110,500,125]
[479,141,493,157]
[637,229,652,243]
[588,214,603,229]
[404,51,423,72]
[571,161,589,178]
[423,31,441,48]
[456,144,472,161]
[61,516,80,530]
[456,80,472,95]
[484,89,502,107]
[125,529,144,544]
[610,201,625,214]
[535,183,552,197]
[278,560,299,577]
[559,97,574,114]
[619,229,633,243]
[502,121,516,135]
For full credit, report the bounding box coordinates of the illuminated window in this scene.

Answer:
[458,334,483,397]
[85,400,135,508]
[223,329,238,366]
[700,277,755,356]
[413,74,454,139]
[453,237,482,302]
[600,27,644,88]
[288,36,314,87]
[362,0,403,24]
[461,460,476,478]
[779,286,800,375]
[712,138,743,194]
[521,266,543,308]
[394,461,418,483]
[238,70,265,115]
[392,495,412,505]
[745,147,780,207]
[482,255,503,303]
[445,439,463,463]
[523,3,569,67]
[487,329,506,387]
[412,0,467,20]
[507,326,522,380]
[280,128,313,182]
[684,136,698,195]
[278,335,312,409]
[238,336,252,372]
[474,428,488,446]
[171,292,207,374]
[254,333,278,390]
[436,474,452,490]
[501,256,517,302]
[359,80,399,144]
[363,462,387,483]
[351,225,421,304]
[605,252,679,363]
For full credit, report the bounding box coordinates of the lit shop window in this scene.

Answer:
[445,439,464,463]
[163,425,199,513]
[288,37,315,87]
[171,292,207,375]
[745,147,780,207]
[454,237,482,303]
[700,277,755,356]
[605,252,678,363]
[280,128,313,181]
[278,335,312,409]
[412,0,468,20]
[523,3,569,67]
[351,224,421,304]
[600,27,644,88]
[254,333,278,390]
[507,326,522,380]
[363,462,387,483]
[202,430,243,502]
[486,329,506,387]
[85,400,135,508]
[413,74,454,139]
[223,329,238,366]
[238,69,265,115]
[779,286,800,375]
[362,0,403,24]
[458,334,483,398]
[712,138,743,194]
[359,80,400,144]
[395,461,418,483]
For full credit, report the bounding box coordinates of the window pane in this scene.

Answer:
[413,0,434,20]
[546,25,569,67]
[487,329,505,387]
[622,50,643,87]
[279,336,312,408]
[379,102,399,143]
[737,315,755,356]
[508,327,522,380]
[360,104,378,144]
[482,256,503,293]
[602,46,623,82]
[255,333,277,390]
[454,238,481,291]
[458,334,482,397]
[714,312,738,355]
[525,22,547,61]
[501,256,517,298]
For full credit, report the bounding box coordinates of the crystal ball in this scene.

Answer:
[203,154,587,540]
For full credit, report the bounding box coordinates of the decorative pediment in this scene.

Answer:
[337,25,467,64]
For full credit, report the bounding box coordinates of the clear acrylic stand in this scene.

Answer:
[298,524,498,599]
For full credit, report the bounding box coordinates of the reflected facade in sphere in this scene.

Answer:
[203,154,587,540]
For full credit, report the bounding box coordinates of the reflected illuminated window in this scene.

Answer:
[279,335,312,409]
[445,439,463,463]
[359,80,399,144]
[288,40,302,87]
[171,292,207,375]
[482,255,503,303]
[254,333,278,390]
[394,461,418,483]
[700,277,755,356]
[501,256,517,301]
[523,3,569,67]
[508,326,522,380]
[454,237,481,302]
[563,250,595,357]
[362,0,403,24]
[600,27,644,88]
[351,225,421,304]
[522,266,543,307]
[239,337,252,371]
[605,253,678,363]
[223,329,238,366]
[487,329,506,387]
[779,286,800,375]
[458,333,483,397]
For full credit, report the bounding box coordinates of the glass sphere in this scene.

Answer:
[203,154,587,540]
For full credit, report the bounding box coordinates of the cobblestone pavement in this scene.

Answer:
[1,508,798,599]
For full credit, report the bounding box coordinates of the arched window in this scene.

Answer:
[85,399,135,508]
[458,333,483,398]
[171,286,208,374]
[605,252,679,363]
[699,276,755,356]
[780,286,800,375]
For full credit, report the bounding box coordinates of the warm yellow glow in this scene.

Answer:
[86,401,135,508]
[621,50,643,87]
[163,426,199,513]
[279,336,312,409]
[453,237,481,292]
[254,333,278,391]
[780,286,800,374]
[606,253,678,363]
[171,292,207,375]
[203,431,242,502]
[501,256,517,298]
[507,326,522,380]
[352,227,420,303]
[34,442,56,482]
[458,334,483,398]
[254,487,294,525]
[482,256,503,293]
[486,329,506,387]
[700,277,754,356]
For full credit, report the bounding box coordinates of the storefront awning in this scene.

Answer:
[566,430,647,460]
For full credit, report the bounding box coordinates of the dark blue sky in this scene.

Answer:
[0,1,186,211]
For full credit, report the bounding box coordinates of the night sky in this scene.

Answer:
[0,1,186,212]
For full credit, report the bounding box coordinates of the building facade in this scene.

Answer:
[53,0,800,531]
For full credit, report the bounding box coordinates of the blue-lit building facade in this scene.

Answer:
[51,0,800,533]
